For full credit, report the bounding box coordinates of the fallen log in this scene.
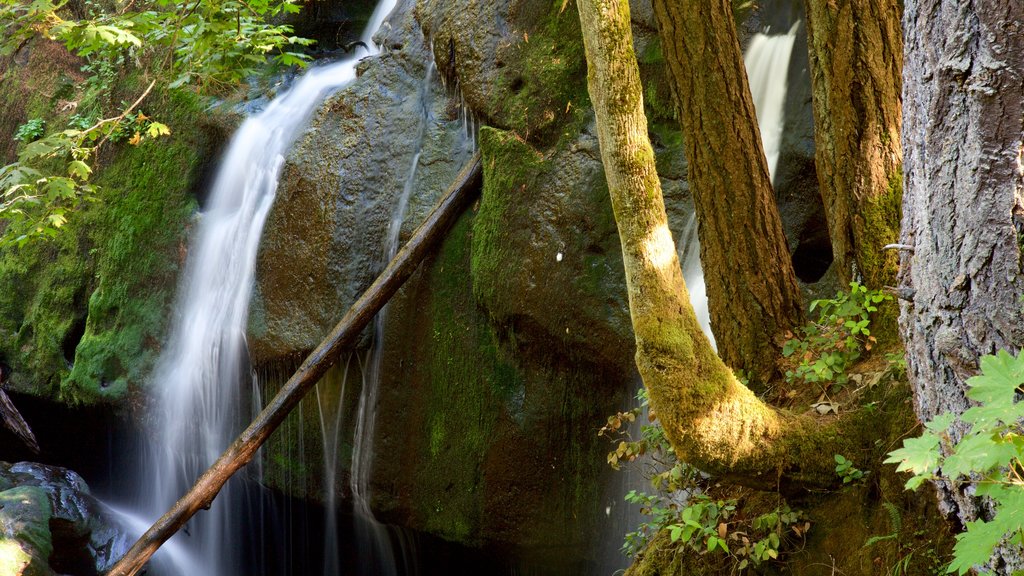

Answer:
[106,152,482,576]
[0,363,40,454]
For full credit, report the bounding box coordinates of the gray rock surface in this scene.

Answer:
[0,462,124,576]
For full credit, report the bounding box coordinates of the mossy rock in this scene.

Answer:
[0,41,226,407]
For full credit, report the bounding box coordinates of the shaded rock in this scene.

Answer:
[0,462,124,576]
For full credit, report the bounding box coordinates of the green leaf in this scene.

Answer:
[146,121,171,138]
[943,431,1018,478]
[885,433,942,475]
[67,160,92,180]
[967,350,1024,406]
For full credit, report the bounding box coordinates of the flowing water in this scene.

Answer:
[127,1,397,573]
[744,20,801,184]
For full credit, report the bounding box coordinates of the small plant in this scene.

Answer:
[601,390,809,570]
[886,349,1024,574]
[835,454,868,484]
[781,282,892,388]
[68,114,95,131]
[14,118,45,142]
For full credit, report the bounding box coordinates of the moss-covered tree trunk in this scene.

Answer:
[899,0,1024,570]
[577,0,863,491]
[804,0,903,294]
[648,0,805,384]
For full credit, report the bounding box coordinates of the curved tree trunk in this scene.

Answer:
[804,0,903,297]
[650,0,805,384]
[577,0,864,491]
[898,0,1024,571]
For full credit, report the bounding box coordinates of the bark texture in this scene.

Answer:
[898,0,1024,571]
[651,0,805,383]
[804,0,903,292]
[577,0,864,491]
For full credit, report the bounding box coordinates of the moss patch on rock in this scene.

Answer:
[0,42,220,407]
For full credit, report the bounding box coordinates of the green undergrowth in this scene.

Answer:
[0,47,215,406]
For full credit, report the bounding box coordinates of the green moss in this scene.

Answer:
[0,486,54,565]
[488,0,590,146]
[63,134,199,403]
[0,55,211,405]
[856,166,902,342]
[471,126,548,323]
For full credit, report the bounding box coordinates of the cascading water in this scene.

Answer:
[128,1,397,573]
[347,43,444,576]
[743,20,801,184]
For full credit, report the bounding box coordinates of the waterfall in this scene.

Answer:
[347,43,441,576]
[129,1,397,574]
[743,20,801,184]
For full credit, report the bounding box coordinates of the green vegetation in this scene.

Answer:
[781,282,892,389]
[834,453,867,484]
[887,349,1024,574]
[0,0,312,245]
[600,389,808,572]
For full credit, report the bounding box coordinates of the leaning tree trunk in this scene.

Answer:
[898,0,1024,572]
[651,0,805,384]
[804,0,903,296]
[577,0,871,492]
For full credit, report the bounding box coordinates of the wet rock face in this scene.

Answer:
[249,0,475,363]
[0,462,124,576]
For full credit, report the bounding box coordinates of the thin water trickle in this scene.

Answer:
[125,1,397,574]
[348,47,439,576]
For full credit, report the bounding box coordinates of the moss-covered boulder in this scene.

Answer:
[0,40,227,408]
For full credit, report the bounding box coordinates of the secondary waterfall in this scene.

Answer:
[675,19,801,350]
[604,18,804,571]
[130,1,397,573]
[744,20,801,184]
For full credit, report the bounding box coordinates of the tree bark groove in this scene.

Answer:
[899,0,1024,570]
[651,0,805,383]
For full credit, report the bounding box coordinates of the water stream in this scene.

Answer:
[126,1,397,573]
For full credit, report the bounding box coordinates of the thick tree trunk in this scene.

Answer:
[804,0,903,296]
[898,0,1024,571]
[577,0,864,492]
[650,0,805,384]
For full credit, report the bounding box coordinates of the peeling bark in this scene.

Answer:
[649,0,806,383]
[898,0,1024,571]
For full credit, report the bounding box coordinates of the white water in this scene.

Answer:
[132,1,397,574]
[743,20,801,183]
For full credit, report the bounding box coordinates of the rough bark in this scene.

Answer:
[577,0,866,492]
[898,0,1024,571]
[650,0,805,384]
[106,154,482,576]
[804,0,903,294]
[0,364,38,453]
